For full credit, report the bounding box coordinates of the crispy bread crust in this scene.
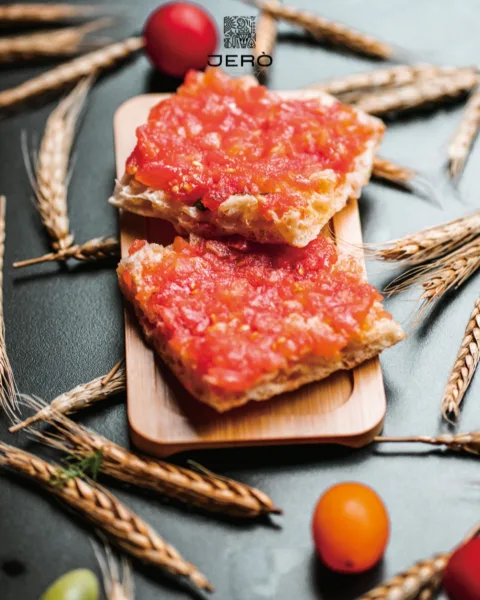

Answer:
[118,243,405,412]
[110,91,385,248]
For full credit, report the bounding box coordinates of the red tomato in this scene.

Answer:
[443,536,480,600]
[144,2,218,77]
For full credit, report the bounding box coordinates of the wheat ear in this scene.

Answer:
[441,297,480,420]
[360,525,480,599]
[9,365,125,432]
[387,238,480,317]
[0,19,113,63]
[0,197,17,419]
[354,69,478,116]
[448,84,480,180]
[14,396,282,518]
[0,4,97,23]
[14,236,120,268]
[246,0,393,59]
[310,64,472,97]
[94,541,133,600]
[0,442,212,591]
[0,37,143,110]
[364,210,480,266]
[23,77,92,251]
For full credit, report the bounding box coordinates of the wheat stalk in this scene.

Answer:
[253,0,279,70]
[0,19,112,63]
[310,64,474,97]
[359,525,480,599]
[0,37,144,110]
[0,196,17,419]
[387,238,480,316]
[448,84,480,180]
[94,542,133,600]
[102,358,124,386]
[0,4,96,23]
[14,396,282,518]
[375,432,480,456]
[0,442,212,591]
[441,297,480,420]
[364,210,480,266]
[9,365,125,432]
[246,0,393,59]
[354,69,479,116]
[22,77,92,252]
[13,236,120,268]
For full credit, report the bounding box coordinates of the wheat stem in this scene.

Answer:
[13,236,120,268]
[448,84,480,180]
[375,432,480,456]
[246,0,393,59]
[0,37,144,110]
[354,70,479,116]
[9,365,125,432]
[0,442,212,591]
[0,19,113,63]
[0,4,97,23]
[0,196,17,419]
[253,0,279,71]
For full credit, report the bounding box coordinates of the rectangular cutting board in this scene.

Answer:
[114,92,387,458]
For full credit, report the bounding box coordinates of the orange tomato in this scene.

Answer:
[312,482,390,574]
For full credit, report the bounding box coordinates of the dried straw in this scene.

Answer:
[354,69,479,116]
[247,0,393,59]
[15,396,282,518]
[0,442,212,591]
[387,238,480,315]
[13,236,120,268]
[448,84,480,179]
[9,365,125,432]
[441,297,480,420]
[253,0,279,69]
[0,196,17,418]
[0,19,112,63]
[0,4,96,23]
[359,525,480,599]
[375,432,480,456]
[365,210,480,266]
[0,37,144,110]
[310,64,470,97]
[94,542,133,600]
[23,77,92,252]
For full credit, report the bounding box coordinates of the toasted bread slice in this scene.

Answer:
[109,71,384,248]
[118,236,404,412]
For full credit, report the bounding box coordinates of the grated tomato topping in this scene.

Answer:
[122,236,384,396]
[126,68,380,219]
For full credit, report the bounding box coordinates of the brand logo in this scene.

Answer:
[208,15,273,70]
[224,16,256,49]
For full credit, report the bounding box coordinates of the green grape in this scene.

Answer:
[40,569,99,600]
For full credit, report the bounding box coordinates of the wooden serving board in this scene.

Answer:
[114,92,387,458]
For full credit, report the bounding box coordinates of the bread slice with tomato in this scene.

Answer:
[109,68,384,248]
[117,234,404,412]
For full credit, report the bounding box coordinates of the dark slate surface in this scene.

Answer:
[1,1,480,598]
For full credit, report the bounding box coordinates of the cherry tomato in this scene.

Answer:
[312,482,390,574]
[443,535,480,600]
[143,2,218,77]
